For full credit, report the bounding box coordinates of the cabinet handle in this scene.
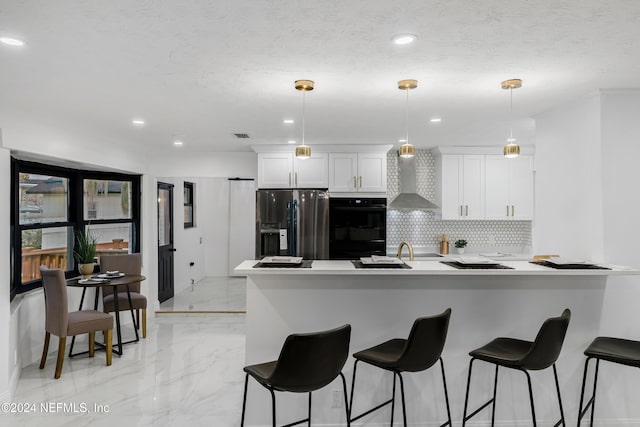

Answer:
[506,205,509,217]
[289,172,292,186]
[353,176,357,189]
[465,205,468,216]
[295,172,298,186]
[359,176,363,188]
[511,205,515,217]
[460,205,463,217]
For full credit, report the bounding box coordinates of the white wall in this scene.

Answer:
[534,92,605,261]
[534,90,640,423]
[157,177,254,292]
[0,146,11,401]
[147,151,256,178]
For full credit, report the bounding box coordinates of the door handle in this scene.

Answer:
[353,176,357,189]
[295,172,298,186]
[506,205,509,216]
[169,248,177,252]
[289,172,292,186]
[465,205,468,216]
[511,205,515,217]
[459,205,463,217]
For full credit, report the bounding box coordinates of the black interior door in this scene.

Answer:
[157,182,175,303]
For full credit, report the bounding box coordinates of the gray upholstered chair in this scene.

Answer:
[100,253,147,338]
[39,266,113,379]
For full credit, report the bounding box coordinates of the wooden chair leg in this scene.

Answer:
[39,332,51,369]
[54,336,67,379]
[89,332,95,357]
[105,329,113,366]
[142,308,147,338]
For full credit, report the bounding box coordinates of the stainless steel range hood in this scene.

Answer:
[387,155,440,211]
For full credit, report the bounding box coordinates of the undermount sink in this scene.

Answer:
[415,253,444,257]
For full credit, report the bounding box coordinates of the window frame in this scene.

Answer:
[184,181,194,228]
[10,158,141,300]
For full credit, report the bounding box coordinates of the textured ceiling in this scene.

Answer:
[1,1,639,153]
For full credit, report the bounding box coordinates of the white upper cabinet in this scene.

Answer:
[485,155,534,220]
[329,152,387,192]
[257,152,294,188]
[294,152,329,188]
[257,152,328,188]
[437,154,485,220]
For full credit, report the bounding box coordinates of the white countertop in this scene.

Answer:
[235,259,639,276]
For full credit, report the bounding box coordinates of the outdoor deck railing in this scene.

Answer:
[22,240,129,282]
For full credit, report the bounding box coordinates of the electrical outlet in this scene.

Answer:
[331,390,342,408]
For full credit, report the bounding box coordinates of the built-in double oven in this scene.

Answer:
[329,197,386,259]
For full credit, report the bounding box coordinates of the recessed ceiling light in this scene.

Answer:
[288,140,296,144]
[398,139,407,143]
[392,34,416,45]
[132,119,145,126]
[283,119,295,124]
[430,118,442,123]
[0,37,25,47]
[173,140,184,146]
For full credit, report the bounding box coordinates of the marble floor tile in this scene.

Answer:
[8,278,247,427]
[158,276,246,312]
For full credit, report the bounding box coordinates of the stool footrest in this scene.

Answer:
[281,417,310,427]
[349,398,393,422]
[464,398,494,422]
[578,395,595,421]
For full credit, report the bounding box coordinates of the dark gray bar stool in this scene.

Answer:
[240,324,351,427]
[577,336,640,426]
[462,309,571,427]
[349,308,452,427]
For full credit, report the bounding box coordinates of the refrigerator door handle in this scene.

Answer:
[292,199,298,256]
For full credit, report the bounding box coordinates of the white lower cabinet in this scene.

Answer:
[485,155,534,220]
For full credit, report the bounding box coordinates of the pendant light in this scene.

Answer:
[502,78,522,158]
[398,79,417,158]
[294,79,313,159]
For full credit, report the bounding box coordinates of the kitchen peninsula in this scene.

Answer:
[235,259,639,426]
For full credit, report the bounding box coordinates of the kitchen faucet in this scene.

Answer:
[397,241,414,261]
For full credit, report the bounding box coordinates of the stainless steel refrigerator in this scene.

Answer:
[255,189,329,260]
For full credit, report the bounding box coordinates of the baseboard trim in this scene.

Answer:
[155,310,246,314]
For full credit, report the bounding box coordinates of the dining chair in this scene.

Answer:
[349,309,453,427]
[39,266,114,379]
[100,253,147,338]
[241,324,352,427]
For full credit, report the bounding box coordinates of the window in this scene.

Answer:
[184,181,194,228]
[10,158,141,300]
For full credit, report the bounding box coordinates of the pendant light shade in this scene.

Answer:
[295,145,311,159]
[295,79,313,159]
[399,143,415,157]
[503,143,520,158]
[502,79,522,158]
[398,79,417,158]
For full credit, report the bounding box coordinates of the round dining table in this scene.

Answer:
[67,274,146,357]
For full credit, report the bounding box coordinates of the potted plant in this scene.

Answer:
[74,228,97,277]
[454,239,468,254]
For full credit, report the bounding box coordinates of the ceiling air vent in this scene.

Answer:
[233,133,251,139]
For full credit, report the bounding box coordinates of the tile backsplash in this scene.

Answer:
[386,150,532,251]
